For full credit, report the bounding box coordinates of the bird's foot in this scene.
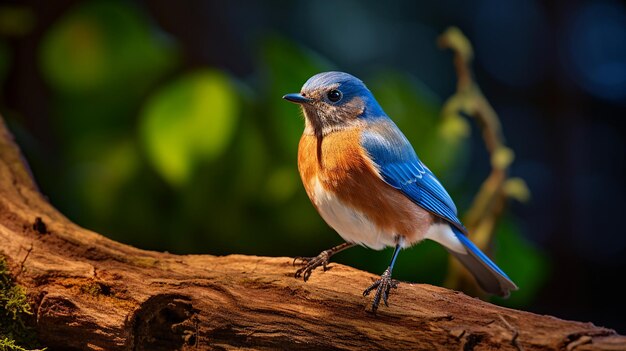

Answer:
[293,250,332,282]
[363,267,399,314]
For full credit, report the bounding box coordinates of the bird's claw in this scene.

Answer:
[363,267,399,313]
[292,256,311,266]
[293,250,331,281]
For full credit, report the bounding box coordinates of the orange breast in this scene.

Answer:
[297,127,433,246]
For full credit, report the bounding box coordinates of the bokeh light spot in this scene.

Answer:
[562,1,626,101]
[140,70,239,186]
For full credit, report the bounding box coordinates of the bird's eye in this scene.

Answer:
[327,89,342,103]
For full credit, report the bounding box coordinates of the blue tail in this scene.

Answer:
[448,226,518,297]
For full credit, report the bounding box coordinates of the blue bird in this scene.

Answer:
[284,71,517,313]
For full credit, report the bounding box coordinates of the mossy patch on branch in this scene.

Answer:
[0,257,45,351]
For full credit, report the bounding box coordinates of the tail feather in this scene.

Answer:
[432,225,518,297]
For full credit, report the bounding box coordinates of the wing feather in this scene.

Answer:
[361,120,465,232]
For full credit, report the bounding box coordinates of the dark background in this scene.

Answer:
[1,0,625,334]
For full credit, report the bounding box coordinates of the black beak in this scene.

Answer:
[282,93,312,104]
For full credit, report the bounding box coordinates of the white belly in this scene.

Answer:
[310,178,396,250]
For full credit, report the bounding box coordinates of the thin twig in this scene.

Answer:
[498,314,524,351]
[17,243,33,278]
[439,27,530,294]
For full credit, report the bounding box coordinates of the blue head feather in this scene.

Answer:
[301,71,386,118]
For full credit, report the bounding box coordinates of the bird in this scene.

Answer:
[283,71,517,313]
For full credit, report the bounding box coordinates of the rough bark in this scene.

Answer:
[0,116,624,351]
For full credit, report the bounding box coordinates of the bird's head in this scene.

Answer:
[283,71,385,137]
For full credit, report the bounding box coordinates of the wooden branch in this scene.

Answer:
[1,118,625,350]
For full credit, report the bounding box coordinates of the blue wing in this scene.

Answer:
[361,119,518,296]
[361,120,466,232]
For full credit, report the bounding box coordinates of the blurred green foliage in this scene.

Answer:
[41,1,175,95]
[494,217,550,307]
[5,0,546,309]
[140,69,239,185]
[0,5,35,38]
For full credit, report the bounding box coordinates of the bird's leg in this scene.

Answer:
[363,243,402,314]
[294,242,355,281]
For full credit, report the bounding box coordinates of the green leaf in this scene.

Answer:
[264,166,299,203]
[40,0,176,95]
[140,69,239,186]
[229,122,269,198]
[0,5,35,37]
[70,137,140,219]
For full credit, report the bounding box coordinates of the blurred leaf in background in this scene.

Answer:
[39,0,178,148]
[141,70,239,186]
[36,0,178,239]
[0,4,35,38]
[40,0,176,96]
[70,136,141,221]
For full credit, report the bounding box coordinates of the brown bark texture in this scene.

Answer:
[0,115,624,351]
